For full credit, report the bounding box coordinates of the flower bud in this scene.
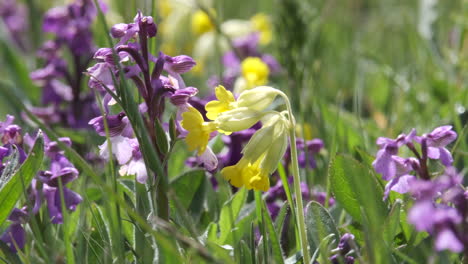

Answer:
[237,86,279,111]
[110,23,128,38]
[216,107,263,133]
[164,55,197,74]
[260,128,288,174]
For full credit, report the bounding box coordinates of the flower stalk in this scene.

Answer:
[280,92,311,264]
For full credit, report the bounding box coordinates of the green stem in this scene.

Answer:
[58,178,75,264]
[279,91,311,264]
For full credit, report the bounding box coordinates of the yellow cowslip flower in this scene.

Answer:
[221,113,289,191]
[181,107,217,155]
[241,57,270,88]
[191,10,214,35]
[251,13,273,45]
[222,158,270,192]
[205,85,237,120]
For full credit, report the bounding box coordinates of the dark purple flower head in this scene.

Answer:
[94,48,115,64]
[110,23,128,38]
[137,13,157,38]
[89,113,133,137]
[37,168,73,188]
[163,54,196,74]
[170,87,199,107]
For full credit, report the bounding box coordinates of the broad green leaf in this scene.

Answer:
[305,201,340,254]
[0,133,44,226]
[329,154,391,263]
[170,169,205,209]
[329,154,386,223]
[217,188,247,244]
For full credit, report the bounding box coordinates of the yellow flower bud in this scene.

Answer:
[242,114,288,165]
[237,86,280,111]
[215,107,263,133]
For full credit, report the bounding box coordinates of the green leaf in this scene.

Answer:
[217,188,248,244]
[329,154,391,263]
[383,199,402,244]
[0,147,19,186]
[154,118,169,155]
[261,200,285,264]
[329,154,386,223]
[0,133,44,226]
[274,202,289,234]
[170,170,205,209]
[305,201,340,254]
[0,40,39,102]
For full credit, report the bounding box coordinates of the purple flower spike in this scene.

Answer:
[87,62,115,92]
[383,157,417,200]
[373,129,416,181]
[137,14,157,38]
[88,113,133,137]
[163,54,197,74]
[111,23,129,38]
[170,87,199,107]
[418,126,457,166]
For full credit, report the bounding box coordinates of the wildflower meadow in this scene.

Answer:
[0,0,467,263]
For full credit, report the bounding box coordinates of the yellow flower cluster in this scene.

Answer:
[182,85,289,191]
[191,10,215,35]
[241,57,270,89]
